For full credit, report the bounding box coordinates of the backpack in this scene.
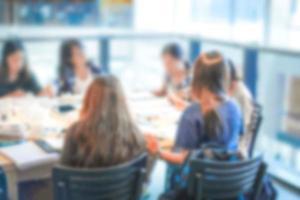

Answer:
[159,145,242,200]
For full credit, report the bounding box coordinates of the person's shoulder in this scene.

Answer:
[223,98,242,116]
[0,71,5,84]
[236,82,253,100]
[88,62,102,74]
[22,71,37,81]
[181,102,202,121]
[66,122,82,138]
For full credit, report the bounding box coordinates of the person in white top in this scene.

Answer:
[57,39,102,95]
[153,43,192,110]
[227,59,254,157]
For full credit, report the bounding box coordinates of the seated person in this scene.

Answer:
[0,39,50,98]
[154,43,191,110]
[147,51,242,188]
[61,75,145,168]
[57,39,102,95]
[227,59,254,156]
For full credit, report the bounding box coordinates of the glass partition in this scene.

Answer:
[291,0,300,28]
[190,0,265,43]
[110,39,188,91]
[257,52,300,176]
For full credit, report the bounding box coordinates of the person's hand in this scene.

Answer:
[145,134,160,155]
[40,85,55,97]
[167,92,187,110]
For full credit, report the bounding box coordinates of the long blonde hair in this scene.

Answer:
[62,75,145,167]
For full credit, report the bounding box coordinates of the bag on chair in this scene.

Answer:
[158,144,242,200]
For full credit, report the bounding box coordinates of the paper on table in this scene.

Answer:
[0,124,27,140]
[0,142,59,171]
[43,137,64,151]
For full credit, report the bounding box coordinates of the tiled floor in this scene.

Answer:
[148,161,300,200]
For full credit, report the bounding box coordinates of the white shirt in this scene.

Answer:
[234,82,254,157]
[73,72,94,95]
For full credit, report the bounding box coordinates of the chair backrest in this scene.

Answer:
[187,156,266,200]
[248,103,263,157]
[52,153,147,200]
[0,167,7,200]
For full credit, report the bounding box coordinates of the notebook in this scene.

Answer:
[0,142,59,171]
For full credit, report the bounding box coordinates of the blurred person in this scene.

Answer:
[58,39,102,95]
[147,51,242,189]
[61,75,145,167]
[227,59,254,156]
[154,43,191,110]
[0,39,51,98]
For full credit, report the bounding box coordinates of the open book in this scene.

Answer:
[0,142,59,171]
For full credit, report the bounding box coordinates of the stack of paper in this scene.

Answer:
[0,142,59,171]
[0,124,27,141]
[43,137,64,151]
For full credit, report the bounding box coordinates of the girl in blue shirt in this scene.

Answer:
[147,51,242,183]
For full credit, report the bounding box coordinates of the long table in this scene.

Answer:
[0,92,180,200]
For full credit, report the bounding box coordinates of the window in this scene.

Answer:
[291,0,300,28]
[191,0,232,23]
[192,0,264,23]
[191,0,265,42]
[0,0,133,28]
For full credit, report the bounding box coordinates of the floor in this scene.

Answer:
[275,181,300,200]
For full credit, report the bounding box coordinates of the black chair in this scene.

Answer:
[0,167,7,200]
[187,156,266,200]
[52,153,147,200]
[248,103,263,157]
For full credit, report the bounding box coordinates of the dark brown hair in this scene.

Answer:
[192,51,226,138]
[61,75,145,168]
[162,43,191,71]
[0,39,29,82]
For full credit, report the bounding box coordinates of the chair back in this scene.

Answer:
[187,156,266,200]
[248,103,263,157]
[52,153,147,200]
[0,167,7,200]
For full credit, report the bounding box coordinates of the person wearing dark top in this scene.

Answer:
[148,51,242,164]
[57,39,102,95]
[154,43,191,110]
[0,40,42,98]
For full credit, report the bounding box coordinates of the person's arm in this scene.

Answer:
[24,74,42,95]
[1,90,26,98]
[167,91,189,110]
[159,149,189,165]
[153,75,170,97]
[39,85,55,97]
[153,82,167,97]
[146,134,188,165]
[147,105,200,164]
